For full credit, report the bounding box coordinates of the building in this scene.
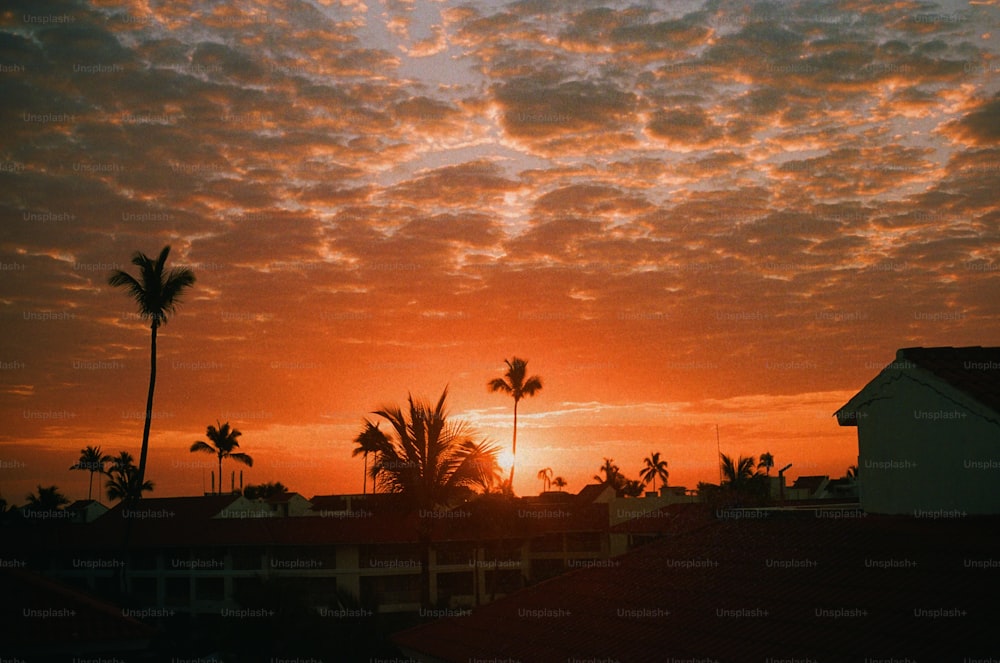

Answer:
[394,506,998,661]
[836,346,1000,515]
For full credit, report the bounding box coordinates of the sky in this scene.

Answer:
[1,0,999,504]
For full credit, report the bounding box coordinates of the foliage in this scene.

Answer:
[191,421,253,494]
[488,357,542,489]
[105,451,154,502]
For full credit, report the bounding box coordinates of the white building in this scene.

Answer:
[835,346,1000,515]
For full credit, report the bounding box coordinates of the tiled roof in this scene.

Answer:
[1,568,157,654]
[394,506,995,661]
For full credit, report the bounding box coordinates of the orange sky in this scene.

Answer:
[2,0,999,504]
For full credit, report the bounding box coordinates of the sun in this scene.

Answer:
[497,449,515,473]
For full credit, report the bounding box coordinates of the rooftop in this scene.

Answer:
[395,506,996,661]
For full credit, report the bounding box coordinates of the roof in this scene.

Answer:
[394,506,996,661]
[789,475,828,494]
[1,568,157,655]
[836,346,1000,425]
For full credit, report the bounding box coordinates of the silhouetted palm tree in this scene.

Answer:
[536,467,553,492]
[190,421,253,494]
[552,476,567,491]
[639,451,669,493]
[105,451,154,502]
[758,452,775,476]
[243,481,289,499]
[25,485,69,511]
[488,357,542,490]
[70,445,111,501]
[353,420,388,495]
[109,246,195,495]
[594,457,621,486]
[370,387,501,607]
[621,479,645,498]
[720,453,762,493]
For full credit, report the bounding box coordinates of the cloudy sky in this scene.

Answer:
[1,0,998,503]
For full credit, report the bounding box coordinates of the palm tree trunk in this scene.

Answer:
[218,456,223,495]
[88,471,94,501]
[136,320,157,496]
[362,451,367,496]
[508,399,518,488]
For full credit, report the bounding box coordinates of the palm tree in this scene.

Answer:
[370,387,501,607]
[639,451,669,493]
[593,457,621,487]
[536,467,553,492]
[25,485,70,511]
[70,445,110,501]
[488,357,542,490]
[109,245,195,496]
[105,451,154,502]
[758,452,775,476]
[552,476,567,491]
[243,481,289,499]
[720,453,758,490]
[190,421,253,494]
[621,479,645,498]
[352,420,388,495]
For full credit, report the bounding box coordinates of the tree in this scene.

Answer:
[105,451,154,502]
[70,445,110,501]
[25,485,69,511]
[109,246,195,496]
[720,453,757,488]
[594,457,621,487]
[621,479,645,498]
[536,467,553,492]
[352,420,388,495]
[758,452,775,476]
[369,387,501,607]
[190,421,253,494]
[552,476,567,491]
[243,481,289,499]
[488,357,542,490]
[639,451,669,493]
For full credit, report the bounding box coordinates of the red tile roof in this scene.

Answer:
[394,506,996,661]
[1,568,157,655]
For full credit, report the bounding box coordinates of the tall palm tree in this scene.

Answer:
[352,420,388,495]
[488,357,542,490]
[105,451,154,502]
[370,387,501,607]
[758,452,775,476]
[639,451,669,493]
[190,421,253,494]
[70,445,111,501]
[25,485,70,511]
[109,246,195,496]
[552,476,567,491]
[536,467,553,492]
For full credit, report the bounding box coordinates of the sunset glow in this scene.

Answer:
[1,0,999,504]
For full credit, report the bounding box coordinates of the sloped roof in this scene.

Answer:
[836,346,1000,425]
[1,568,157,654]
[394,507,995,661]
[789,475,828,494]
